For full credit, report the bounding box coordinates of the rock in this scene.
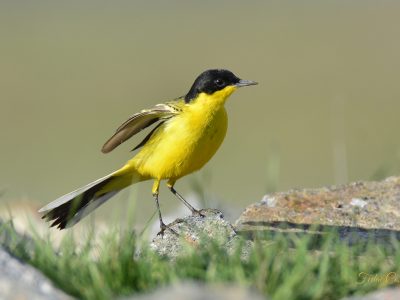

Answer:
[150,208,251,259]
[341,287,400,300]
[121,281,266,300]
[0,220,71,299]
[0,246,72,300]
[235,176,400,244]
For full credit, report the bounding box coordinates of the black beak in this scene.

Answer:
[235,79,258,87]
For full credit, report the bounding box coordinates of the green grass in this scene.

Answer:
[1,221,399,300]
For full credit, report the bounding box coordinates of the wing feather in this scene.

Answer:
[101,103,180,153]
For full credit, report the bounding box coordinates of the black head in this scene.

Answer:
[184,69,257,103]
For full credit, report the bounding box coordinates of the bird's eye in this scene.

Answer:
[214,79,225,87]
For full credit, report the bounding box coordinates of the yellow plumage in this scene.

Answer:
[132,87,233,181]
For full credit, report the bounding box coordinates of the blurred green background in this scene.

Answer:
[1,1,400,225]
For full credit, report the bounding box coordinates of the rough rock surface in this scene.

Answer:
[235,176,400,243]
[150,208,250,259]
[122,282,266,300]
[0,246,71,300]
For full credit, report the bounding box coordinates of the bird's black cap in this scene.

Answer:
[184,69,257,103]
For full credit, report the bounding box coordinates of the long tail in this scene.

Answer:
[39,167,142,230]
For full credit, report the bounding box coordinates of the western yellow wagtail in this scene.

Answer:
[39,69,257,234]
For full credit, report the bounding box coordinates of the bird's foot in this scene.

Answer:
[157,221,179,237]
[191,209,206,218]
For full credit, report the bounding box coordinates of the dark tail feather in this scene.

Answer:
[39,174,118,230]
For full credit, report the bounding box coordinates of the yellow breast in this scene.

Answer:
[131,86,235,180]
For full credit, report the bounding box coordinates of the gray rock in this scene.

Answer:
[150,208,252,259]
[122,281,266,300]
[0,246,72,300]
[235,176,400,244]
[224,236,254,261]
[342,287,400,300]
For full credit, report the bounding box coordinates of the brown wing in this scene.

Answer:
[101,103,179,153]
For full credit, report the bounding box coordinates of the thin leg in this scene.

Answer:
[152,180,178,236]
[153,193,165,229]
[167,182,204,217]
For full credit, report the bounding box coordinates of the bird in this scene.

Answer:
[39,69,257,234]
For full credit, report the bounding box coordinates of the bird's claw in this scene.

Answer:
[191,209,206,218]
[157,222,179,237]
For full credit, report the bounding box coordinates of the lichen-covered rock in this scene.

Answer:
[150,208,250,259]
[235,176,400,243]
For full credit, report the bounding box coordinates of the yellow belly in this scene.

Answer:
[131,104,228,181]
